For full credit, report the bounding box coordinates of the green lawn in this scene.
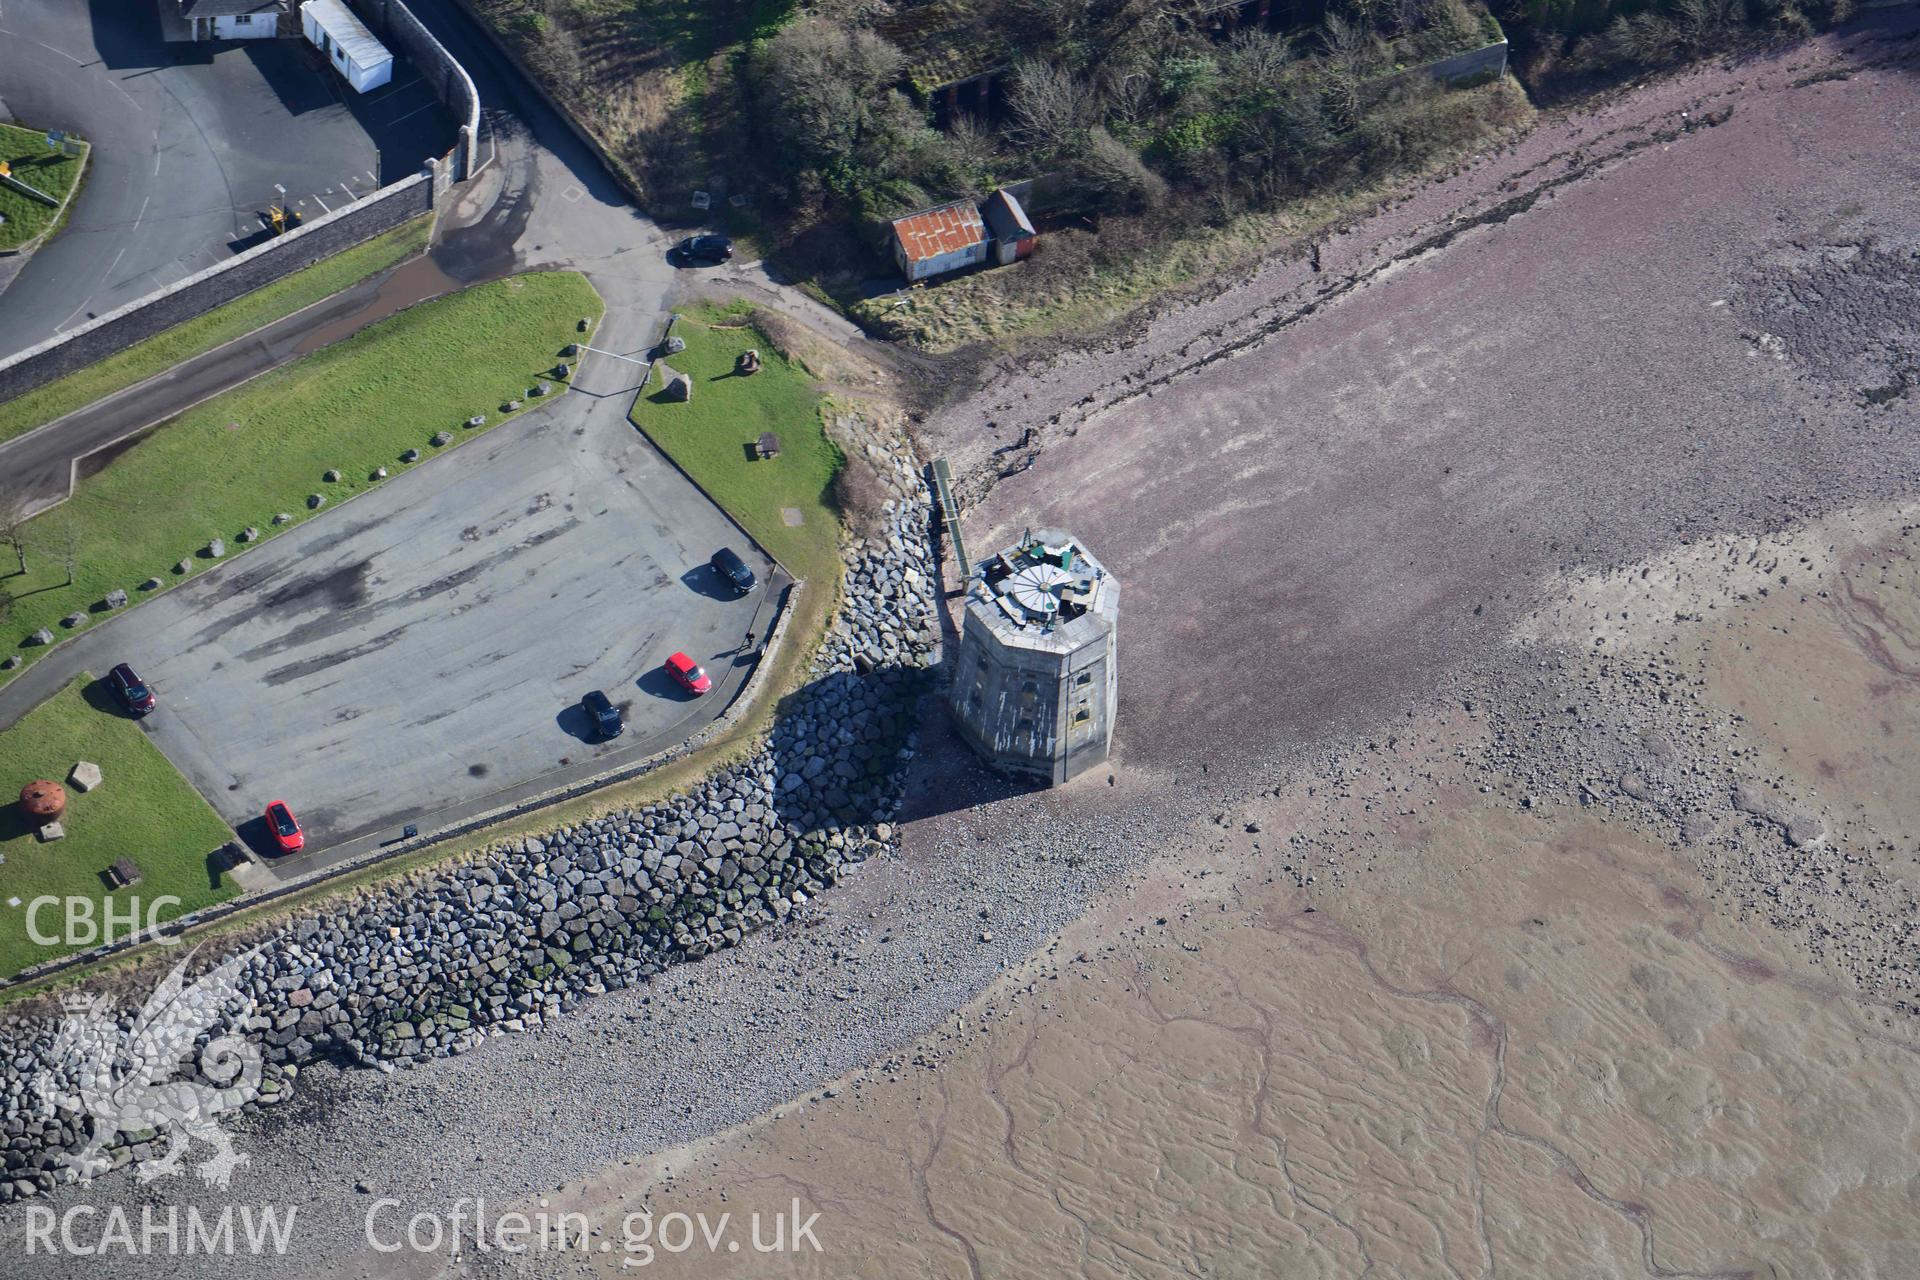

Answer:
[0,678,237,979]
[0,271,603,687]
[0,216,433,446]
[630,302,840,582]
[0,122,87,252]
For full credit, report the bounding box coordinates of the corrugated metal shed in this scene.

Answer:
[302,0,386,69]
[892,200,987,264]
[981,188,1035,242]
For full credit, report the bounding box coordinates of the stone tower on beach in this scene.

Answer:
[948,528,1118,784]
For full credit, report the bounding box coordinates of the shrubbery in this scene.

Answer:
[748,0,1517,244]
[1501,0,1857,91]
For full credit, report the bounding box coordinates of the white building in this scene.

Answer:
[300,0,394,93]
[162,0,290,41]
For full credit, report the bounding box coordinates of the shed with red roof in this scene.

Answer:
[890,200,991,283]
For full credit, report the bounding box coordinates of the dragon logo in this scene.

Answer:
[32,946,268,1188]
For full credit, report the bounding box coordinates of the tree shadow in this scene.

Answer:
[207,842,247,890]
[86,0,182,71]
[242,39,337,118]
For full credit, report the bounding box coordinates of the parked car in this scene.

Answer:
[264,801,304,853]
[107,663,156,716]
[665,651,712,696]
[710,547,757,595]
[583,689,625,739]
[673,234,733,266]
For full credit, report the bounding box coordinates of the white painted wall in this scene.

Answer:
[212,13,278,39]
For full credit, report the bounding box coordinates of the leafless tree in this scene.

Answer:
[1007,58,1103,157]
[942,113,1002,188]
[0,501,26,576]
[1220,28,1295,92]
[1322,12,1383,77]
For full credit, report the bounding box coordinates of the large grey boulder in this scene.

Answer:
[432,431,454,447]
[26,628,53,646]
[103,589,128,610]
[324,469,342,483]
[272,513,292,526]
[308,494,327,510]
[207,537,225,558]
[61,612,86,628]
[658,364,692,402]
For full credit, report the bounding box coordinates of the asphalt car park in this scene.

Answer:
[0,0,455,357]
[97,403,772,863]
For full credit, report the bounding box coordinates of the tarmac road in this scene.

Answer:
[0,0,451,359]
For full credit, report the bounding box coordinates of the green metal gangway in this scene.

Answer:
[929,458,969,582]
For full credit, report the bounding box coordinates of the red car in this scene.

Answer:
[265,801,304,853]
[665,651,711,695]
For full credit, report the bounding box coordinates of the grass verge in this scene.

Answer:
[0,216,433,446]
[0,123,86,252]
[0,678,237,979]
[0,271,603,688]
[630,301,842,585]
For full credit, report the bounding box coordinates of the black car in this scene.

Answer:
[674,234,733,266]
[711,547,757,595]
[107,663,156,716]
[582,690,624,740]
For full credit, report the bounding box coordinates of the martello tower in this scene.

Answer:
[948,529,1118,784]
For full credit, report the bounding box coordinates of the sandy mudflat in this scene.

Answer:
[494,499,1920,1280]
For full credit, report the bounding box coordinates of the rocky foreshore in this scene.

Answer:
[0,427,939,1205]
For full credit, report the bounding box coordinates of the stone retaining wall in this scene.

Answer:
[1400,39,1510,87]
[439,0,652,208]
[0,172,435,407]
[356,0,483,182]
[0,422,939,1204]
